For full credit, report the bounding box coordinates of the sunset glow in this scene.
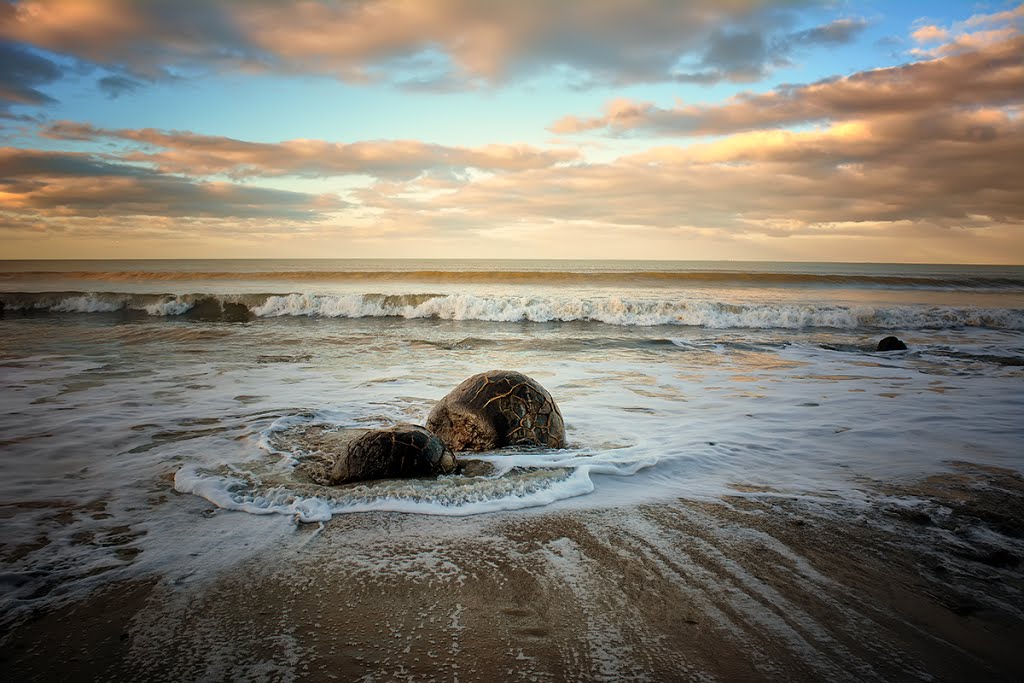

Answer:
[2,0,1022,262]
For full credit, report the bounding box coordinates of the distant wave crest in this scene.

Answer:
[3,291,1022,330]
[2,269,1022,289]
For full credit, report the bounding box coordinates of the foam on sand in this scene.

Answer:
[175,416,656,522]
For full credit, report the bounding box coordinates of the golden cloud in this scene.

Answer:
[550,24,1024,136]
[41,123,579,178]
[1,0,857,87]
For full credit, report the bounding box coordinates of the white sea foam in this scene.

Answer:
[174,463,611,522]
[4,289,1023,329]
[251,293,1024,330]
[2,275,1023,626]
[167,329,1024,521]
[49,294,129,313]
[144,296,194,316]
[177,411,659,522]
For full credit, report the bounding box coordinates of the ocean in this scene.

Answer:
[2,259,1023,632]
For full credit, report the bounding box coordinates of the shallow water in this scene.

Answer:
[1,260,1022,625]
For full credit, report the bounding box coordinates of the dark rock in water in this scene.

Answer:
[876,336,908,352]
[330,424,457,485]
[426,370,566,452]
[185,297,252,322]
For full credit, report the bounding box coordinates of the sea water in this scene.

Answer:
[1,260,1022,622]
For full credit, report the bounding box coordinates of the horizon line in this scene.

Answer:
[0,258,1021,267]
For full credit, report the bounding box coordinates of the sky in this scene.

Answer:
[1,0,1022,263]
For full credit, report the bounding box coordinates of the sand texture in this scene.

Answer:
[3,462,1024,682]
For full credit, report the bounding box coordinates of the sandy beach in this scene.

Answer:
[4,0,1024,677]
[5,461,1023,682]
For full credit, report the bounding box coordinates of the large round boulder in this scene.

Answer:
[876,336,908,352]
[426,370,566,451]
[330,424,457,485]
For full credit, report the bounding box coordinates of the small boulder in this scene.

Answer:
[876,336,908,352]
[426,370,566,451]
[330,424,456,485]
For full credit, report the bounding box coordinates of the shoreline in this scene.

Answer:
[4,462,1023,681]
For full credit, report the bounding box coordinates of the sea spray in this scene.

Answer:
[2,290,1022,330]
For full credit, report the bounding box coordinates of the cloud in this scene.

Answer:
[0,41,62,110]
[13,9,1015,257]
[908,4,1023,58]
[97,74,143,98]
[3,2,1019,260]
[911,25,950,44]
[7,103,1022,260]
[347,101,1024,261]
[699,29,771,78]
[963,3,1024,28]
[41,122,578,179]
[0,125,576,243]
[786,17,868,46]
[549,30,1024,136]
[666,17,868,85]
[0,147,342,221]
[0,0,866,88]
[0,0,259,80]
[375,108,1024,223]
[344,7,1024,258]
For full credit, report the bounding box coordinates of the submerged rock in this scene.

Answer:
[330,424,457,485]
[427,370,566,451]
[877,336,908,352]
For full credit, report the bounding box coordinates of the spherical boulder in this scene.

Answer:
[426,370,566,452]
[876,336,908,352]
[330,424,457,485]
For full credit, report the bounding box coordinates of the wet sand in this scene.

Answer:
[4,461,1024,682]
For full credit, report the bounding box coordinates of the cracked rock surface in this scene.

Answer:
[427,370,566,451]
[331,424,457,485]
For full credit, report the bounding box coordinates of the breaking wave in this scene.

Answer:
[2,291,1022,330]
